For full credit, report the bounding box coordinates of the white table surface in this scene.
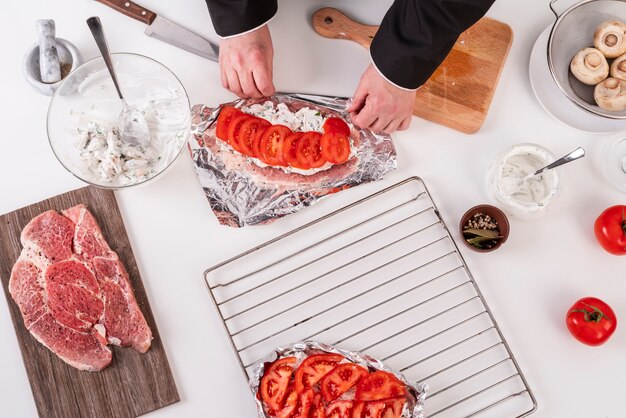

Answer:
[1,1,625,417]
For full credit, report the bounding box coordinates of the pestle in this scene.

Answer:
[36,19,61,83]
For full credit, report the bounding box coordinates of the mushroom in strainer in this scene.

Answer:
[594,20,626,58]
[594,77,626,111]
[610,53,626,81]
[570,48,609,85]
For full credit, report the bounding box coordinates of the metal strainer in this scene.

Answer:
[548,0,626,119]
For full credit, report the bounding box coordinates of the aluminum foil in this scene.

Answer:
[188,93,397,227]
[249,340,427,418]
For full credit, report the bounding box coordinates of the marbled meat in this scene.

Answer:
[8,205,152,371]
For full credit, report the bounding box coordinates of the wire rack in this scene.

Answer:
[204,177,537,418]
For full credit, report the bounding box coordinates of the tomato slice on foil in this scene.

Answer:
[296,132,325,168]
[259,125,292,165]
[216,106,243,142]
[260,357,297,414]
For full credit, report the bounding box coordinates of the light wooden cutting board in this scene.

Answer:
[0,186,179,418]
[312,8,513,134]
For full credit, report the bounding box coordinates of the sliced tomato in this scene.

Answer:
[321,132,351,165]
[276,388,298,418]
[260,357,297,414]
[252,125,270,159]
[325,400,353,418]
[355,371,407,402]
[380,397,405,418]
[277,387,315,418]
[352,397,405,418]
[351,402,365,418]
[259,125,292,166]
[239,117,271,157]
[323,117,351,137]
[310,393,325,418]
[282,132,308,169]
[216,106,244,142]
[354,400,383,418]
[321,363,369,402]
[293,388,315,418]
[296,132,325,169]
[227,114,253,153]
[294,353,344,393]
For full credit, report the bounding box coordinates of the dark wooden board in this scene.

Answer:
[0,186,179,418]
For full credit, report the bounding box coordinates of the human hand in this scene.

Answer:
[347,64,415,133]
[219,25,275,98]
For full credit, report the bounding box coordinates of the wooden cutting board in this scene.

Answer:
[0,186,179,418]
[312,8,513,134]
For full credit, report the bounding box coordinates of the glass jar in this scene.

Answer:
[486,143,563,220]
[601,133,626,194]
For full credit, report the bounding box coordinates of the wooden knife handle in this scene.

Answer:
[312,8,378,49]
[95,0,156,25]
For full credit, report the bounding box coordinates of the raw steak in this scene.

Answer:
[8,205,152,371]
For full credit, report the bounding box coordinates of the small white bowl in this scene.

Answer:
[601,133,626,194]
[23,38,82,96]
[486,143,563,220]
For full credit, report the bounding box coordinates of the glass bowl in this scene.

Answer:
[601,133,626,193]
[486,143,563,220]
[47,53,190,189]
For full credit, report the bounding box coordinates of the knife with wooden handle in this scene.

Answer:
[94,0,219,62]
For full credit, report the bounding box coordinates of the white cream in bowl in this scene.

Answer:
[48,53,190,188]
[486,143,562,219]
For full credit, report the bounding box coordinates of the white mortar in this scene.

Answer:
[23,38,82,96]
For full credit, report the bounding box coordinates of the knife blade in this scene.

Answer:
[145,15,219,61]
[95,0,219,62]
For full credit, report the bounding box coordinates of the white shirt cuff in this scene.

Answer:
[369,51,419,92]
[218,14,275,40]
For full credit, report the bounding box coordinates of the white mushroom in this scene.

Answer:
[570,48,609,85]
[594,77,626,111]
[610,53,626,81]
[594,20,626,58]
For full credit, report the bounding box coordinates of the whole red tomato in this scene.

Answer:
[594,205,626,255]
[566,297,617,346]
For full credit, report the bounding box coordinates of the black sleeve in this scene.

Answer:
[205,0,278,37]
[370,0,495,89]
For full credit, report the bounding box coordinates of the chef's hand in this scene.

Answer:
[219,25,275,99]
[348,64,415,134]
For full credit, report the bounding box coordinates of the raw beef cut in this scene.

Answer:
[8,205,152,371]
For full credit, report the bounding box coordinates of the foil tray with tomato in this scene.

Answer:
[249,340,427,418]
[188,93,397,227]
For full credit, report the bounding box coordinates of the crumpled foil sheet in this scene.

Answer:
[188,93,397,227]
[249,340,427,418]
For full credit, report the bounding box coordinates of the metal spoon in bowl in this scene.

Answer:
[523,147,586,182]
[86,17,150,148]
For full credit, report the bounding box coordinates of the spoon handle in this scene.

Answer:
[86,17,124,100]
[534,147,586,176]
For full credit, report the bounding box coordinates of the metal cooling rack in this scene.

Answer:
[204,177,537,418]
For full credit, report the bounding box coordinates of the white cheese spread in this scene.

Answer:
[76,122,164,186]
[67,61,189,187]
[487,143,561,219]
[243,102,325,132]
[499,154,550,203]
